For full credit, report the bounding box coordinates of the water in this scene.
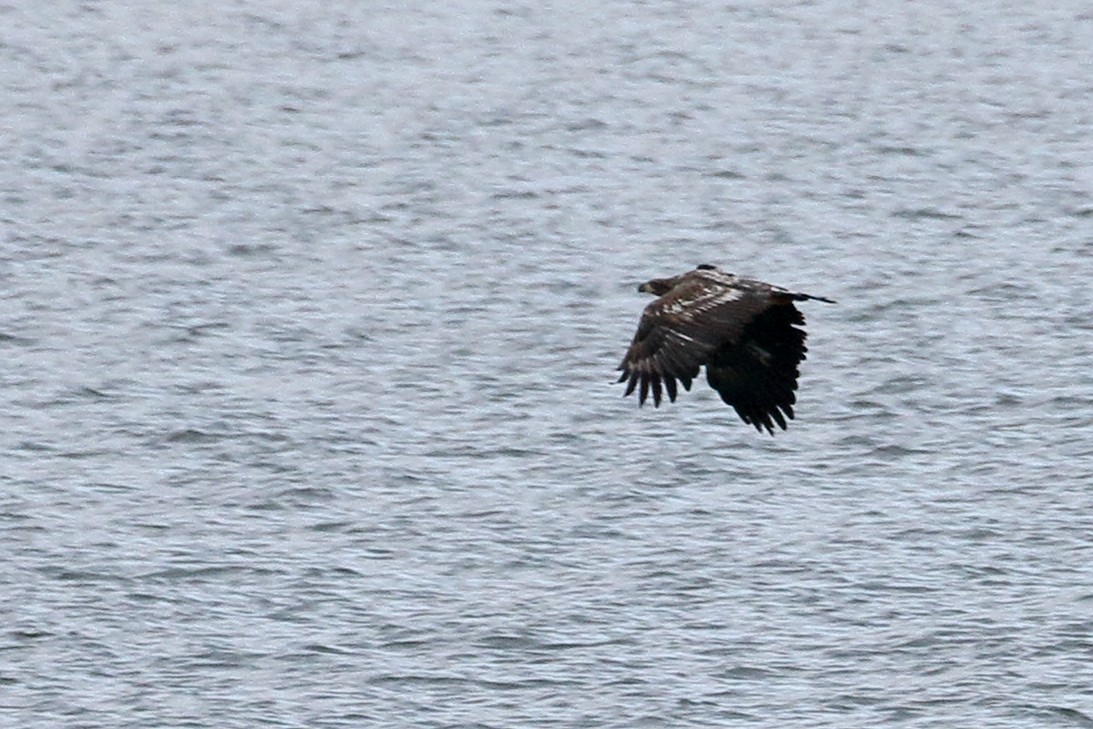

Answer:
[2,1,1092,727]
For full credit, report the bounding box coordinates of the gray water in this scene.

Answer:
[3,1,1092,727]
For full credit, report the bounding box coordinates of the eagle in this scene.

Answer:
[617,264,834,434]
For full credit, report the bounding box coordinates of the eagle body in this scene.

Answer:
[617,264,833,434]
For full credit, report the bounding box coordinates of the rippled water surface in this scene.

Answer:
[3,1,1092,727]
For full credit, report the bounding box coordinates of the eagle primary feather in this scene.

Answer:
[617,264,834,434]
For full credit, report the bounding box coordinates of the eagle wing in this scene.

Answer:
[617,276,775,408]
[704,302,808,434]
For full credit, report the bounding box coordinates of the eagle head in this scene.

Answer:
[638,277,678,296]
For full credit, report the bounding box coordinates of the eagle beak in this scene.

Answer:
[637,282,651,293]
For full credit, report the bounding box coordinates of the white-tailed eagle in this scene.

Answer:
[617,264,834,434]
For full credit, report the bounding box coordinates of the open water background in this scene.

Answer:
[2,1,1092,727]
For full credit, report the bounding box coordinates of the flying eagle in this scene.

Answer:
[617,264,834,434]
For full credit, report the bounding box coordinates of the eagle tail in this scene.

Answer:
[784,292,836,304]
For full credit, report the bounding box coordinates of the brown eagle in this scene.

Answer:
[617,264,834,434]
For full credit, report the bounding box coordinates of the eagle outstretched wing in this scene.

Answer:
[617,265,833,434]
